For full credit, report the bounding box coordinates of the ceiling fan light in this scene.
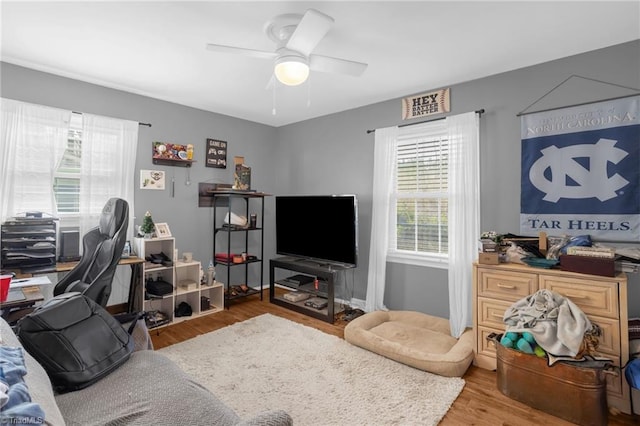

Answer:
[274,56,309,86]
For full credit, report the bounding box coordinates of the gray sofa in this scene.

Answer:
[0,317,293,425]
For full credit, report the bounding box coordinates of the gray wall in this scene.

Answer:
[272,39,640,317]
[2,39,639,318]
[0,64,279,282]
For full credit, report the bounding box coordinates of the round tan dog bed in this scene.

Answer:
[344,310,474,377]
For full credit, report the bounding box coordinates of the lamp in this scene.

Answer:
[274,54,309,86]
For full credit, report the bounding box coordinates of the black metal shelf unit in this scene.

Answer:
[1,217,57,273]
[210,191,268,307]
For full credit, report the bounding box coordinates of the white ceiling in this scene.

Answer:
[1,1,639,127]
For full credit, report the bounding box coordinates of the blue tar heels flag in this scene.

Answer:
[520,96,640,242]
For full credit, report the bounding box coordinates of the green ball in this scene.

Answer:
[534,345,546,358]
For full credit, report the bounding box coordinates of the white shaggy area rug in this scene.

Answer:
[158,313,465,425]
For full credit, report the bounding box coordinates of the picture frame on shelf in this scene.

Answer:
[155,222,171,238]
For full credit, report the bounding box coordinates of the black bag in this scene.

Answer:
[175,301,192,317]
[16,292,133,393]
[113,311,146,333]
[146,277,173,296]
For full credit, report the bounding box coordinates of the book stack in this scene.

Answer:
[283,291,310,303]
[214,253,237,264]
[614,247,640,274]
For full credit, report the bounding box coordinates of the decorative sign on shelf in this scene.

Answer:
[401,88,450,120]
[206,138,227,168]
[233,156,251,190]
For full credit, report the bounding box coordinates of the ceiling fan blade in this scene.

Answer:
[309,54,368,77]
[206,44,277,60]
[286,9,334,56]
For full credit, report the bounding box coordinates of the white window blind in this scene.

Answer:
[390,120,449,258]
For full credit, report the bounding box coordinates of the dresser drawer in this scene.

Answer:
[477,325,503,360]
[477,269,538,302]
[588,316,621,358]
[478,297,511,329]
[540,275,619,319]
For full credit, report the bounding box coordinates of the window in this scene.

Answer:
[367,112,479,328]
[388,120,449,268]
[1,99,138,240]
[53,114,82,214]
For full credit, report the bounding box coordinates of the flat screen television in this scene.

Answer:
[275,195,358,267]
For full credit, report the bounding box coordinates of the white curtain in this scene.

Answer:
[446,112,480,337]
[365,126,398,312]
[0,98,71,222]
[79,114,138,238]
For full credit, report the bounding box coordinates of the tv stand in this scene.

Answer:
[290,257,349,271]
[269,257,347,323]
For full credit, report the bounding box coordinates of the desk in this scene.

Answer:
[14,257,144,314]
[56,257,144,313]
[54,256,144,273]
[0,286,44,324]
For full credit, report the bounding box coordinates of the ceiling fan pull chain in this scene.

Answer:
[307,76,311,107]
[272,78,277,115]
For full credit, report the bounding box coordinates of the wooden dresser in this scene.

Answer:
[472,262,631,414]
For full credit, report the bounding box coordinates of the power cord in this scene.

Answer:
[340,269,364,321]
[336,268,357,319]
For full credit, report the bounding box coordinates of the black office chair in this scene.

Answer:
[53,198,129,307]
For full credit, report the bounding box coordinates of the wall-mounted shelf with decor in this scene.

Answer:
[152,141,194,167]
[152,158,195,168]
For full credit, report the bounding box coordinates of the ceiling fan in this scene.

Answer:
[206,9,368,86]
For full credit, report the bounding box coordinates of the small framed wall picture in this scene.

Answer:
[140,170,165,190]
[155,222,171,238]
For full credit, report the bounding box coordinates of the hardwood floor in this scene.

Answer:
[150,289,638,425]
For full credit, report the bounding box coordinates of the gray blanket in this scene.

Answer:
[55,350,292,426]
[502,289,591,358]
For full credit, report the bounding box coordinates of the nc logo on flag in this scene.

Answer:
[529,138,629,203]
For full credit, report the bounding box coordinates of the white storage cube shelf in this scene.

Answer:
[134,237,223,329]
